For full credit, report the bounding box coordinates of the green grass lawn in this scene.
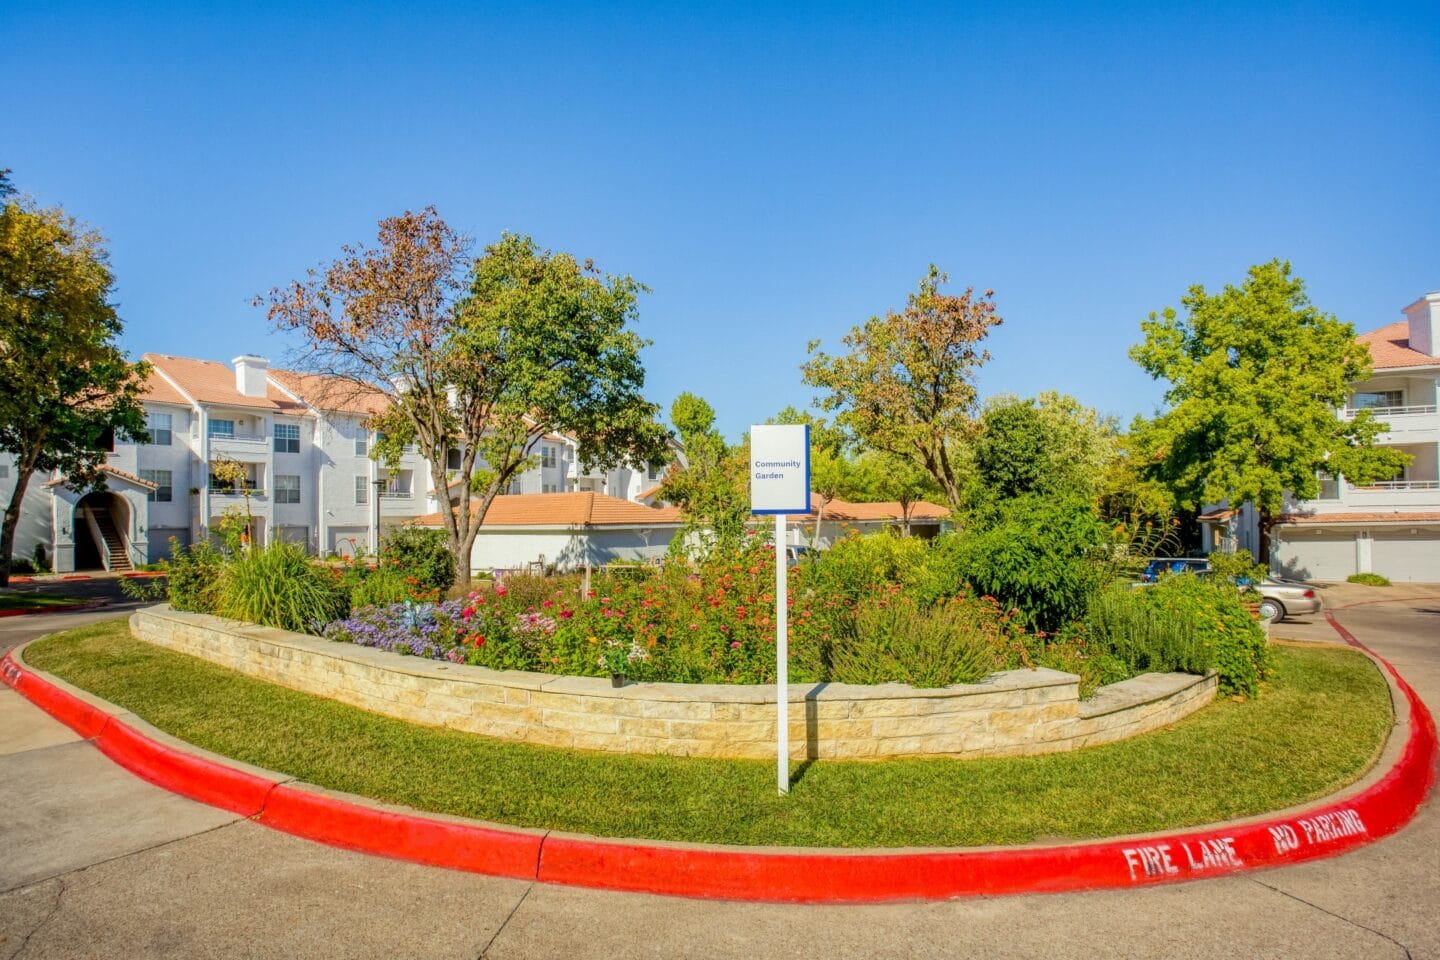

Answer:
[24,618,1394,848]
[0,592,90,612]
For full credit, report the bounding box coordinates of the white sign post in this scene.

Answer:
[750,424,810,796]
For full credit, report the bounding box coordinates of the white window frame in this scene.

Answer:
[354,431,369,457]
[147,412,173,446]
[354,475,369,504]
[141,469,173,503]
[275,474,301,504]
[541,445,556,469]
[274,422,300,454]
[209,418,235,438]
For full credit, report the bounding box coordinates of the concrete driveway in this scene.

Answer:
[1,586,1436,959]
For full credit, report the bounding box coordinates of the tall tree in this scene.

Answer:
[0,194,149,585]
[258,209,668,585]
[659,392,748,555]
[971,392,1119,508]
[802,265,1002,511]
[1130,260,1408,565]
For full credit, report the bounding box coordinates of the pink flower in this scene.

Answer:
[495,586,508,597]
[542,599,554,609]
[462,606,476,619]
[730,641,741,648]
[560,609,574,619]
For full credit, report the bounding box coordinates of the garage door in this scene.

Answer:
[275,525,312,554]
[1371,529,1440,583]
[328,526,368,559]
[1272,529,1354,581]
[147,528,191,564]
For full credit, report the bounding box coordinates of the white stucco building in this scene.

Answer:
[1202,291,1440,582]
[0,353,675,573]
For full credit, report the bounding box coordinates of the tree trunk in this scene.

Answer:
[810,496,827,552]
[0,465,34,587]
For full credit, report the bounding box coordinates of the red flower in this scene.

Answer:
[462,606,476,619]
[560,609,574,619]
[542,599,554,609]
[473,635,487,647]
[495,585,508,597]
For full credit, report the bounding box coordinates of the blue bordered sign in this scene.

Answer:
[750,424,810,515]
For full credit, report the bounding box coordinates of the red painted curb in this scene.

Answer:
[4,628,1435,903]
[260,783,543,879]
[95,720,277,817]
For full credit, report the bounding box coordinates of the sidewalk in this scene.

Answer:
[1,596,1436,959]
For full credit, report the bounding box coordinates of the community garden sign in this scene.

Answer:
[749,424,810,794]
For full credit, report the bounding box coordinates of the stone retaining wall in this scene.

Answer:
[130,605,1218,760]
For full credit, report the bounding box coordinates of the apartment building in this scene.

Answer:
[0,353,673,574]
[1202,291,1440,581]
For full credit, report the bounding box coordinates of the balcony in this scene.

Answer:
[209,432,271,458]
[1351,480,1440,492]
[1341,404,1440,442]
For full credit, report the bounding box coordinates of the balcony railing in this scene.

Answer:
[1352,480,1440,492]
[1342,404,1439,419]
[378,490,413,499]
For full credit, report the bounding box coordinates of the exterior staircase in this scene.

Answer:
[91,508,132,572]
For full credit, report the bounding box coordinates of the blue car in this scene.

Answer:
[1141,557,1209,583]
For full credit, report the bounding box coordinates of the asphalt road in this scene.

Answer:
[1,583,1436,959]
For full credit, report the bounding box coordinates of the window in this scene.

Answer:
[354,431,369,457]
[647,462,661,481]
[209,418,235,438]
[147,412,173,446]
[274,423,300,453]
[403,442,418,455]
[1353,390,1403,410]
[275,475,301,504]
[447,448,462,471]
[0,464,9,479]
[542,482,557,493]
[354,475,369,504]
[140,469,173,503]
[541,445,556,469]
[1317,472,1341,500]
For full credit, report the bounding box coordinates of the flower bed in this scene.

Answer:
[132,604,1218,761]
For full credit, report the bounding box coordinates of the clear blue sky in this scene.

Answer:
[5,1,1437,440]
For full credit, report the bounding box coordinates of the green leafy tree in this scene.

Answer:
[258,210,668,586]
[1095,419,1178,523]
[802,265,1002,512]
[971,392,1119,508]
[0,193,149,585]
[1131,260,1408,565]
[660,393,749,555]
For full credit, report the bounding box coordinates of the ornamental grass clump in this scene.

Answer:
[1084,583,1208,676]
[214,541,349,632]
[825,591,1025,687]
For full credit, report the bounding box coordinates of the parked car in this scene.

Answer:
[1136,560,1322,621]
[1253,578,1323,622]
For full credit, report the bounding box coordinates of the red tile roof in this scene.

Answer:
[1358,322,1438,370]
[137,368,190,406]
[1278,511,1440,526]
[143,354,308,414]
[791,495,949,523]
[268,368,391,418]
[44,465,158,490]
[413,492,682,528]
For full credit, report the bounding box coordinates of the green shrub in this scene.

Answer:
[32,541,49,573]
[825,592,1024,687]
[214,541,349,632]
[803,532,931,602]
[1347,572,1391,586]
[380,527,456,592]
[166,538,223,614]
[1084,583,1209,675]
[1145,574,1273,698]
[7,557,36,575]
[349,567,413,609]
[944,495,1109,631]
[1207,549,1267,586]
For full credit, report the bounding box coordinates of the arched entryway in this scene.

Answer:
[73,491,132,572]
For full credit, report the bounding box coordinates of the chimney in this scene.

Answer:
[233,355,270,397]
[1402,292,1440,358]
